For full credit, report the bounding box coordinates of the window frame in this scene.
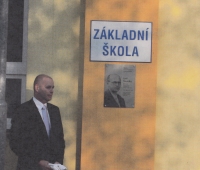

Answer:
[6,0,29,129]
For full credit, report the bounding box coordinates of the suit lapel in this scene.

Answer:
[107,90,119,107]
[29,99,49,138]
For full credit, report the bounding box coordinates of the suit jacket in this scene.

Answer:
[9,98,65,170]
[104,89,126,107]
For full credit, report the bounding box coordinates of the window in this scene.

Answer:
[6,0,28,129]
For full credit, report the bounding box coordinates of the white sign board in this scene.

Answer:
[90,21,152,62]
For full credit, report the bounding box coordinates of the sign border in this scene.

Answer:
[90,20,153,63]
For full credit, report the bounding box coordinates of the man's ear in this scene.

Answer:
[35,84,39,92]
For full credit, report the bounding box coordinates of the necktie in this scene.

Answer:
[113,94,120,107]
[42,106,50,136]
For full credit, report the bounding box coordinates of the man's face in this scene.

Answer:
[107,75,121,93]
[35,77,54,103]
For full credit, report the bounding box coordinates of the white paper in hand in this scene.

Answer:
[49,163,67,170]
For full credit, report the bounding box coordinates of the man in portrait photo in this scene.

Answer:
[104,74,126,108]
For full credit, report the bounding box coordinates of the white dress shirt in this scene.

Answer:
[33,97,51,125]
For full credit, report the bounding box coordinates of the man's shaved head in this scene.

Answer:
[33,74,52,91]
[33,74,54,103]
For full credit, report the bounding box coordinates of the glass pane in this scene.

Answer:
[7,0,24,62]
[5,79,21,118]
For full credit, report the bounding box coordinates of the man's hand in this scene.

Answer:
[39,160,53,170]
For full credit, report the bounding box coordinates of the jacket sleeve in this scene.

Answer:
[9,108,23,156]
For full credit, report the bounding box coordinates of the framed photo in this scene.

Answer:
[104,64,136,108]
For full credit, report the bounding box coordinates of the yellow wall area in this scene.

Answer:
[155,0,200,169]
[81,0,158,169]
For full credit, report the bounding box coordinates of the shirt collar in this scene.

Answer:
[108,89,118,97]
[33,97,47,110]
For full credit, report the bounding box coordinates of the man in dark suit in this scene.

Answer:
[9,74,65,170]
[104,74,126,108]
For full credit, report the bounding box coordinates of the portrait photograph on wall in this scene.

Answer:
[104,64,136,108]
